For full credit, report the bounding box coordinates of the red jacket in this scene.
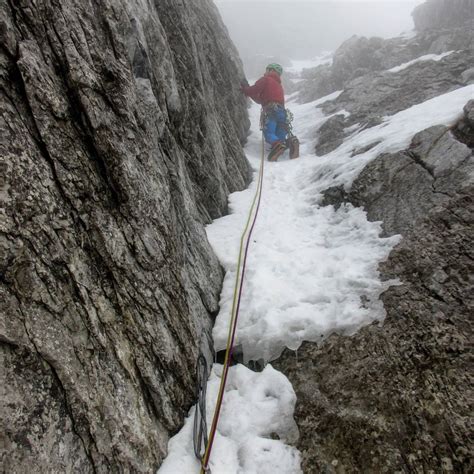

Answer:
[242,71,285,107]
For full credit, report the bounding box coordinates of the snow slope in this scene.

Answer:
[209,102,399,363]
[388,51,457,72]
[159,80,473,473]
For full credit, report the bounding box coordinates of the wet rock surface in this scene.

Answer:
[0,0,250,471]
[315,114,347,156]
[290,85,473,474]
[278,113,473,469]
[319,103,474,236]
[305,39,473,157]
[348,121,474,236]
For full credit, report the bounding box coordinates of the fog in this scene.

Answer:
[215,0,424,74]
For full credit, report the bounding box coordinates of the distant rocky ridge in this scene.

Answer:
[277,0,474,472]
[315,48,473,155]
[297,0,474,104]
[0,0,250,471]
[412,0,474,31]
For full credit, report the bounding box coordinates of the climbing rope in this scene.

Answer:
[199,133,266,473]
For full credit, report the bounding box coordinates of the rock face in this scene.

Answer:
[331,36,412,89]
[312,47,473,156]
[323,49,473,127]
[320,102,474,234]
[0,0,250,472]
[315,114,347,156]
[413,0,474,31]
[348,112,474,236]
[276,186,473,472]
[276,184,474,473]
[297,0,473,103]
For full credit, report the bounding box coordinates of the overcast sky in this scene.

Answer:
[215,0,425,70]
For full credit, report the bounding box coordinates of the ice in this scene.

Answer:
[388,51,457,73]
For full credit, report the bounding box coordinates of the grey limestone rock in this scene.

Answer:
[347,122,473,236]
[0,0,251,471]
[314,114,347,156]
[412,0,474,32]
[330,35,413,88]
[278,95,473,474]
[297,34,417,103]
[297,0,473,104]
[323,49,473,130]
[275,189,474,472]
[276,136,474,473]
[311,49,472,160]
[297,64,337,104]
[455,100,474,148]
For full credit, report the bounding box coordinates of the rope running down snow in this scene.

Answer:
[200,132,266,473]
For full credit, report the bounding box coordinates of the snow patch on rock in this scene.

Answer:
[388,50,457,73]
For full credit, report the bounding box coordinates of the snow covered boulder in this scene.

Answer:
[348,122,473,235]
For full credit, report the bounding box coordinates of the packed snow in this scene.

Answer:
[158,364,301,474]
[159,69,473,473]
[388,51,457,72]
[209,97,402,363]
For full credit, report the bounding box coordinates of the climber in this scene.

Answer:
[241,63,289,161]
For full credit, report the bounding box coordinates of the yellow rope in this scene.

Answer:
[200,133,266,473]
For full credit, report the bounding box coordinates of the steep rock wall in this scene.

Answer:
[0,0,250,472]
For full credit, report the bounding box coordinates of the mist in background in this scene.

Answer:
[215,1,424,75]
